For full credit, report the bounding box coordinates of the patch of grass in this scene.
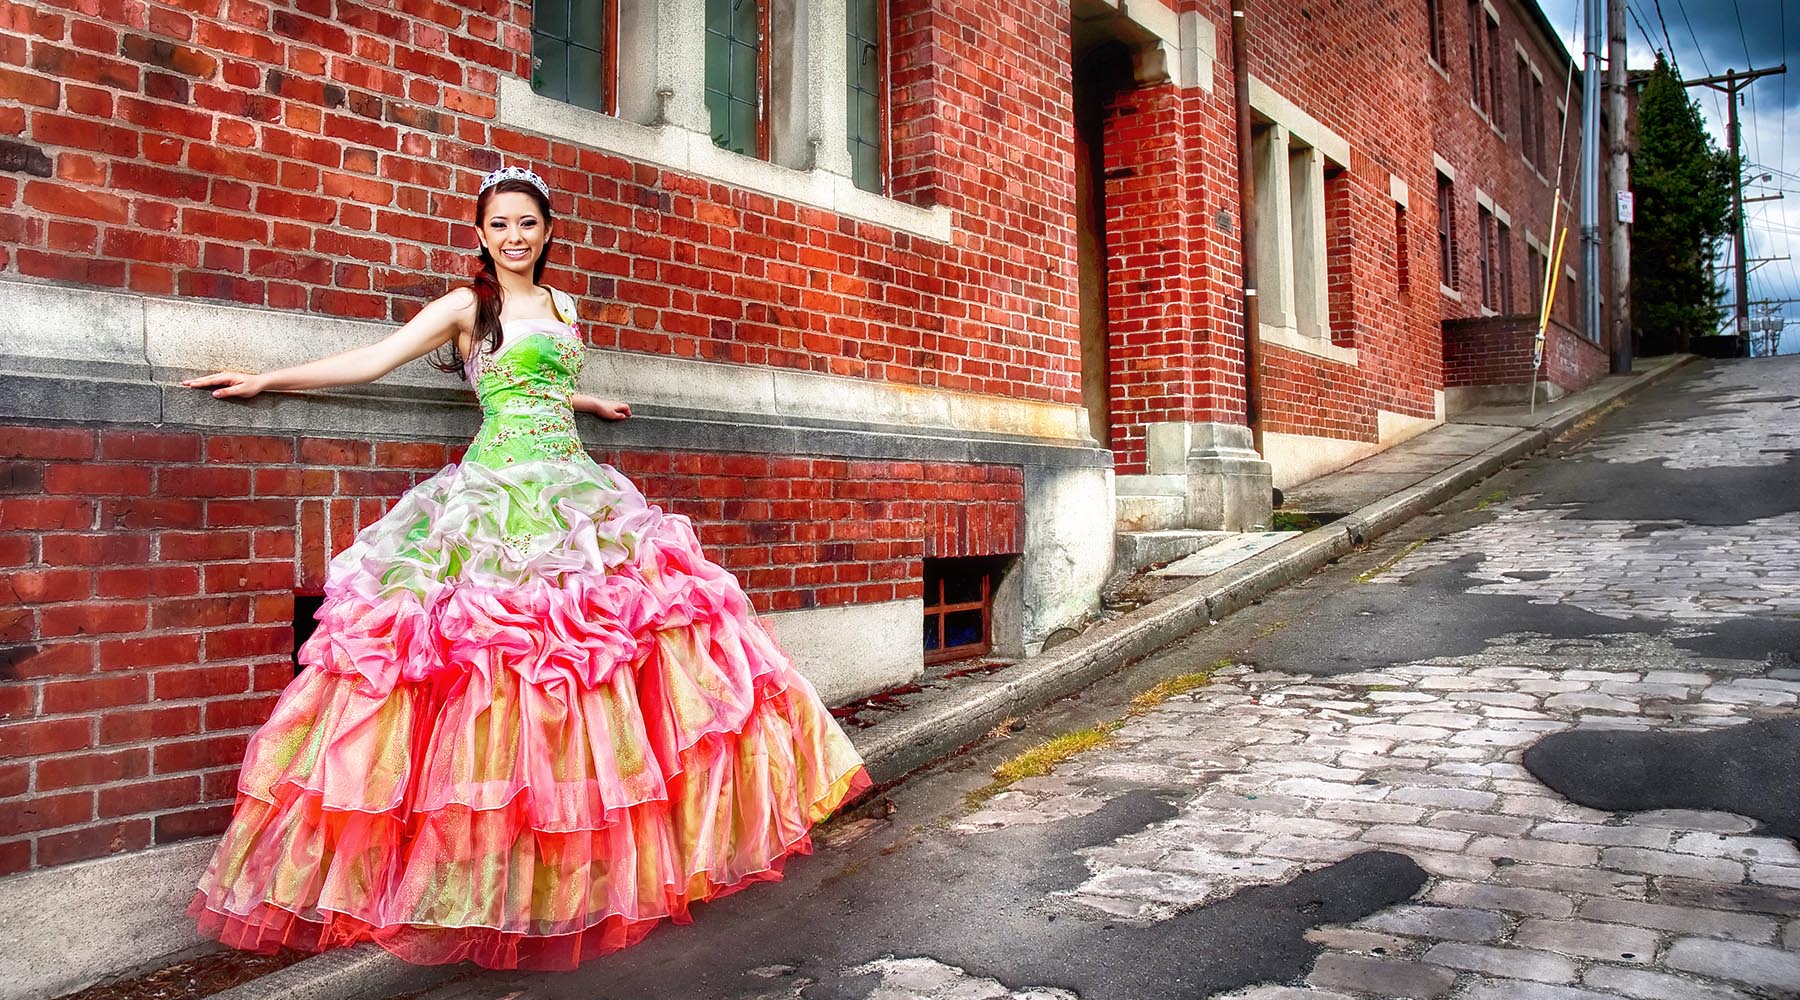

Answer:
[1354,537,1429,584]
[963,723,1120,809]
[1471,489,1507,511]
[992,725,1118,783]
[1129,670,1217,715]
[962,658,1241,811]
[1270,510,1320,532]
[1254,619,1289,640]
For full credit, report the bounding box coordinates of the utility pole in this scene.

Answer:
[1606,0,1630,373]
[1580,0,1603,349]
[1678,64,1786,357]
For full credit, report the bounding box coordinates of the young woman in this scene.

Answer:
[182,166,870,970]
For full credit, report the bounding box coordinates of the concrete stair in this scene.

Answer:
[1109,528,1236,595]
[1116,493,1187,532]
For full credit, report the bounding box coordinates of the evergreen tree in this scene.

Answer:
[1631,55,1732,354]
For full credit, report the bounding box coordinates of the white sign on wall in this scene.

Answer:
[1617,191,1635,224]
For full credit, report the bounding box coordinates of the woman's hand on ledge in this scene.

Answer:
[183,371,270,399]
[574,393,631,421]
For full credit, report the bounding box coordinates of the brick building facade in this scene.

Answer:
[0,1,1611,989]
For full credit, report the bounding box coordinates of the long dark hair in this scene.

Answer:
[432,177,556,377]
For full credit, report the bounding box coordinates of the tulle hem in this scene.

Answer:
[192,766,872,971]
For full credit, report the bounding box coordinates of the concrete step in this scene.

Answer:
[1116,492,1186,532]
[1114,529,1236,580]
[1152,530,1302,578]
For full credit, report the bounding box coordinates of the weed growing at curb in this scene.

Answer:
[1471,489,1507,511]
[1129,669,1217,715]
[963,664,1230,810]
[962,722,1121,809]
[1354,537,1429,583]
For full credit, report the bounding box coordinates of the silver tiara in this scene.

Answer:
[478,165,550,199]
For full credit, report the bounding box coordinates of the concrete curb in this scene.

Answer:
[207,943,456,1000]
[199,356,1698,1000]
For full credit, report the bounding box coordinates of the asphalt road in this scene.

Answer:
[397,355,1800,1000]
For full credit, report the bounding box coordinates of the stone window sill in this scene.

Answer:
[1441,283,1463,302]
[1259,323,1359,366]
[497,77,953,243]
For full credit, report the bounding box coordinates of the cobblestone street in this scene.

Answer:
[405,358,1800,1000]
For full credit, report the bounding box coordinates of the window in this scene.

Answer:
[1396,203,1411,293]
[1485,12,1502,125]
[1427,0,1445,65]
[1533,76,1547,167]
[1477,204,1495,308]
[922,557,1000,664]
[705,0,768,157]
[846,0,886,193]
[1289,139,1328,339]
[1252,122,1340,342]
[1467,1,1483,108]
[1437,171,1456,289]
[1517,56,1535,166]
[531,0,616,113]
[1497,219,1513,313]
[1527,240,1545,315]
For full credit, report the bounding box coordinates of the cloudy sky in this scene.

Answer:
[1537,0,1797,353]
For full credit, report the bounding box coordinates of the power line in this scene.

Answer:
[1648,0,1682,75]
[1729,0,1753,67]
[1671,0,1728,124]
[1625,3,1661,59]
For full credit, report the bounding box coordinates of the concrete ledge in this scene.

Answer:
[0,363,1109,472]
[0,838,214,1000]
[764,599,925,705]
[1,278,1095,448]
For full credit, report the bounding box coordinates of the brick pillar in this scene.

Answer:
[1100,79,1193,477]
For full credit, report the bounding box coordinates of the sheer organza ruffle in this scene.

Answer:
[192,459,870,970]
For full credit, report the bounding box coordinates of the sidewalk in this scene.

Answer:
[174,356,1697,1000]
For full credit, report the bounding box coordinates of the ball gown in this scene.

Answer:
[189,287,872,969]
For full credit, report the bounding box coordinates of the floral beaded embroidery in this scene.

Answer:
[464,303,589,469]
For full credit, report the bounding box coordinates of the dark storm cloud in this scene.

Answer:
[1542,0,1795,99]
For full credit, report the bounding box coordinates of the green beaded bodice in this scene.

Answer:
[463,294,587,468]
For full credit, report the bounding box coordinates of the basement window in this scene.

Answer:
[922,557,1002,665]
[292,592,324,675]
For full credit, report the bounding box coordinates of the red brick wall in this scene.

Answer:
[1101,79,1195,474]
[0,421,1022,874]
[1425,0,1598,340]
[0,0,1082,403]
[1542,318,1608,390]
[1195,0,1447,447]
[1444,314,1607,391]
[1093,0,1585,459]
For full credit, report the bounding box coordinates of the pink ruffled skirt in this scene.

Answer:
[191,458,871,970]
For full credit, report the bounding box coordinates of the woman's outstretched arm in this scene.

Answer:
[183,288,476,399]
